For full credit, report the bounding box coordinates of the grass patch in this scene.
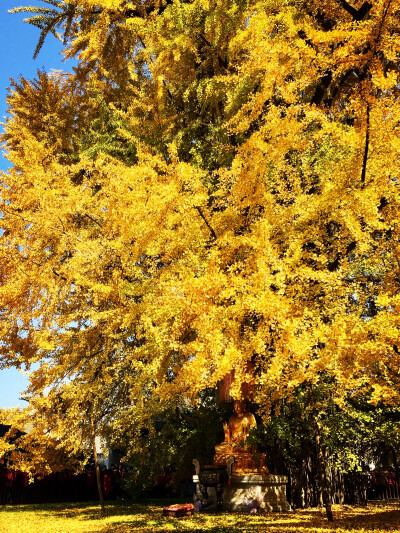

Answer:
[0,499,399,532]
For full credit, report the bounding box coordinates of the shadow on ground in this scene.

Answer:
[2,499,399,532]
[88,500,400,533]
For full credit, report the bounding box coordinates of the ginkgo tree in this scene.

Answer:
[1,0,400,520]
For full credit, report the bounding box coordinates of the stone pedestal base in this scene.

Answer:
[222,474,291,512]
[214,452,269,475]
[192,464,228,511]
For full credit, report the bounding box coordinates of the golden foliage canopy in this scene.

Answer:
[1,0,400,466]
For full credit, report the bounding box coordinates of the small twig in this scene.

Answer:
[84,213,103,228]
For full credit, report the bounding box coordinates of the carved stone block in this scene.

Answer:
[222,474,291,513]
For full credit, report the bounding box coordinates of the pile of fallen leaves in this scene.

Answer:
[0,500,399,532]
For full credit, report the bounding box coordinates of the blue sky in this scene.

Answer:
[0,0,75,408]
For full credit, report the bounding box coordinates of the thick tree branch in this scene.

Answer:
[361,102,370,188]
[311,72,332,106]
[163,81,185,113]
[311,1,372,106]
[335,0,373,21]
[327,241,356,272]
[194,206,217,241]
[197,33,228,69]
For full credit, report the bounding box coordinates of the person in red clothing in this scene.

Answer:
[101,467,113,498]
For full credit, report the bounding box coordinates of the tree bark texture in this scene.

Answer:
[91,420,105,515]
[308,384,334,521]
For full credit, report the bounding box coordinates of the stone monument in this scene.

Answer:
[193,398,290,513]
[215,400,290,512]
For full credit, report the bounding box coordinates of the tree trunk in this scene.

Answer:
[91,420,105,514]
[308,384,334,522]
[336,470,345,504]
[391,446,399,484]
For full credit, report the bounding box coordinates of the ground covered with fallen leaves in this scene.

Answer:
[0,499,399,533]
